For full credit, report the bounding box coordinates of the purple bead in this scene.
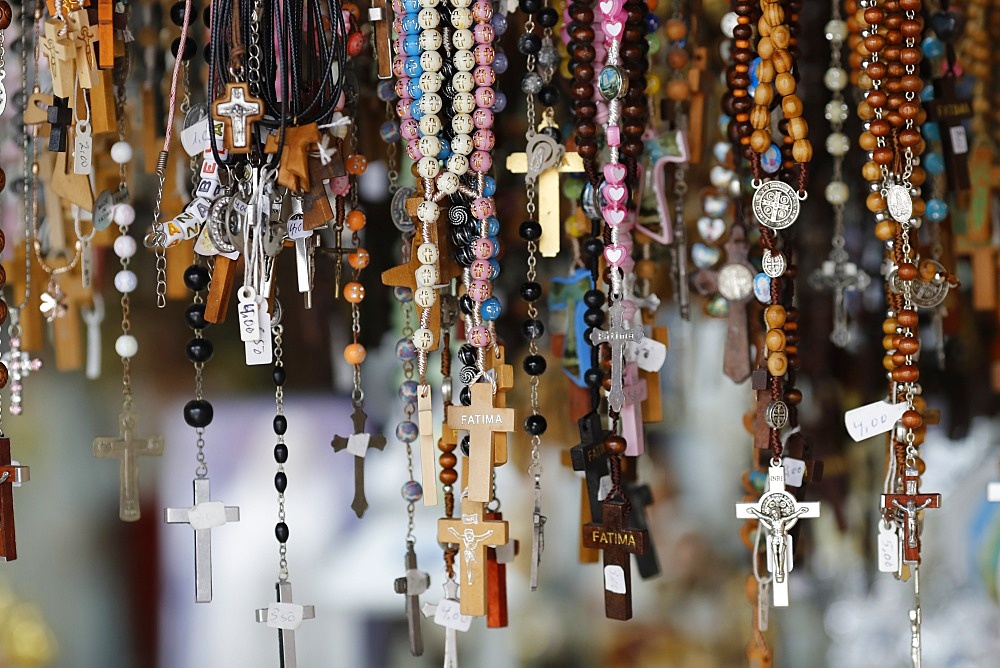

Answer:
[470,259,492,280]
[473,65,496,87]
[468,326,491,348]
[474,87,495,108]
[473,44,495,64]
[396,337,417,361]
[470,150,493,173]
[392,56,407,78]
[405,139,423,161]
[395,420,419,444]
[396,98,413,119]
[473,108,494,129]
[472,0,493,22]
[469,279,492,302]
[380,121,401,143]
[491,92,507,112]
[400,119,420,140]
[377,80,397,102]
[394,78,410,100]
[491,13,507,35]
[492,50,508,74]
[470,196,495,219]
[473,23,494,44]
[473,130,495,151]
[401,480,423,503]
[399,380,419,403]
[472,237,496,259]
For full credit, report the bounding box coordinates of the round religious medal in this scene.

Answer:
[391,186,416,232]
[717,263,755,302]
[752,180,800,230]
[761,249,786,278]
[765,400,789,429]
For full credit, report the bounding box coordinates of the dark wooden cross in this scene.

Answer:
[393,541,429,656]
[301,155,338,231]
[720,225,755,383]
[485,511,519,628]
[316,225,354,299]
[589,301,644,412]
[438,498,508,616]
[47,96,73,153]
[960,147,1000,314]
[255,580,316,668]
[331,402,387,518]
[582,498,648,620]
[164,477,240,602]
[623,480,660,580]
[570,410,610,524]
[264,123,322,192]
[0,438,29,561]
[93,411,164,522]
[446,383,515,504]
[881,467,941,565]
[367,0,394,79]
[926,76,973,192]
[212,83,264,154]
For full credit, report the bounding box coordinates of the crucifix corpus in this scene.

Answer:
[881,467,941,565]
[212,83,264,154]
[437,497,508,616]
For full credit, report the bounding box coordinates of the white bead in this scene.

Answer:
[453,50,475,72]
[436,171,460,195]
[419,71,442,93]
[826,132,850,157]
[823,67,848,92]
[419,136,441,158]
[415,263,439,286]
[453,93,476,114]
[418,7,440,28]
[416,200,441,223]
[113,234,137,259]
[414,286,437,308]
[451,7,473,29]
[114,269,138,293]
[825,181,850,205]
[825,100,849,123]
[419,29,442,51]
[420,51,443,72]
[115,334,139,358]
[417,242,440,264]
[713,141,731,164]
[451,134,473,155]
[452,71,474,93]
[451,113,474,135]
[417,156,441,179]
[419,93,443,115]
[447,154,469,176]
[113,203,136,227]
[452,29,474,51]
[412,328,435,351]
[110,141,134,165]
[824,19,848,42]
[419,114,442,137]
[451,0,470,6]
[720,11,738,38]
[709,165,734,188]
[418,0,438,7]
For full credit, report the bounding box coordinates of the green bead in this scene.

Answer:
[562,177,585,200]
[705,295,730,318]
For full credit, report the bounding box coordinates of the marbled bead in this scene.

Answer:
[396,420,419,444]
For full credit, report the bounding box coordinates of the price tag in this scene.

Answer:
[597,474,612,501]
[288,212,310,239]
[188,501,227,529]
[782,457,806,488]
[950,125,969,155]
[182,117,212,156]
[194,227,220,257]
[237,288,262,342]
[73,120,93,175]
[877,522,900,573]
[266,602,305,630]
[433,599,472,632]
[346,433,371,457]
[844,400,907,442]
[634,336,667,372]
[245,306,273,365]
[603,565,626,594]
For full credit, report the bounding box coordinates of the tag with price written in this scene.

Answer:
[266,602,305,630]
[782,457,806,488]
[433,599,472,632]
[844,400,907,442]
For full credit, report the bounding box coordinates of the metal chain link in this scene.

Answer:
[273,324,289,580]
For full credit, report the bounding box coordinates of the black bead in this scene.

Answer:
[518,33,542,56]
[460,386,472,406]
[460,435,471,457]
[272,365,286,386]
[273,415,288,435]
[171,36,197,61]
[442,79,457,99]
[523,354,547,376]
[524,414,548,436]
[459,344,477,366]
[185,337,214,363]
[184,303,208,330]
[274,471,287,493]
[537,6,559,27]
[522,318,545,340]
[449,205,472,227]
[519,219,542,241]
[582,237,604,258]
[203,42,213,64]
[583,288,605,308]
[202,5,211,25]
[183,399,214,428]
[460,294,475,316]
[520,281,542,302]
[170,1,188,26]
[538,84,560,107]
[275,522,289,543]
[274,443,289,463]
[583,307,605,327]
[519,0,542,13]
[183,264,210,291]
[455,245,476,267]
[539,124,563,143]
[584,367,604,388]
[453,225,479,247]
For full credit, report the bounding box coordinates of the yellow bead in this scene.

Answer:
[344,343,367,365]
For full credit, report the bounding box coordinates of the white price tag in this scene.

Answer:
[188,501,227,529]
[604,565,626,594]
[73,121,93,175]
[287,213,310,239]
[346,433,371,457]
[597,474,612,501]
[988,482,1000,503]
[245,307,273,365]
[635,336,667,372]
[433,599,472,632]
[237,290,262,343]
[950,125,969,155]
[877,523,900,573]
[844,400,907,442]
[782,457,806,488]
[266,603,305,630]
[181,117,212,156]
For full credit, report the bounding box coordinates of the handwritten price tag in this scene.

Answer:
[188,501,227,530]
[844,400,907,442]
[433,599,472,632]
[634,337,667,373]
[181,117,212,157]
[266,603,305,630]
[288,213,310,240]
[877,522,900,573]
[604,565,626,594]
[782,457,806,488]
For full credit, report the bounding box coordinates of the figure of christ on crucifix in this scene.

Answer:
[450,524,497,586]
[744,494,812,584]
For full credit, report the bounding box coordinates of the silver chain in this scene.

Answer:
[273,324,289,580]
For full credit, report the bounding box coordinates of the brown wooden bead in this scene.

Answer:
[754,85,774,107]
[666,78,691,101]
[897,336,919,355]
[770,25,791,49]
[901,18,923,38]
[765,328,787,352]
[869,119,891,137]
[0,1,10,30]
[866,61,887,80]
[756,58,775,83]
[898,128,921,147]
[439,469,458,485]
[575,121,597,139]
[763,3,785,26]
[621,140,644,157]
[576,141,598,160]
[891,351,908,367]
[750,129,771,154]
[899,409,923,429]
[866,89,887,109]
[764,305,787,329]
[570,25,595,42]
[875,220,899,240]
[901,74,922,93]
[883,354,896,372]
[667,48,688,69]
[784,388,803,406]
[767,352,788,376]
[0,362,7,390]
[792,139,812,163]
[573,63,595,82]
[865,34,886,52]
[782,94,803,118]
[750,105,771,130]
[862,160,883,181]
[665,18,687,40]
[882,317,900,335]
[859,130,878,151]
[757,17,772,38]
[896,262,918,281]
[439,452,457,470]
[772,50,794,74]
[910,167,926,186]
[900,47,922,66]
[864,6,885,22]
[571,43,596,62]
[758,36,775,59]
[897,309,919,328]
[604,434,627,455]
[912,395,927,412]
[568,5,594,22]
[866,191,887,212]
[872,146,895,165]
[898,100,920,120]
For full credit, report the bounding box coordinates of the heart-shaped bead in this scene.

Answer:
[598,0,621,15]
[697,216,726,242]
[603,244,626,266]
[603,183,627,204]
[703,194,729,218]
[691,242,721,269]
[603,206,626,227]
[603,163,626,184]
[604,20,623,40]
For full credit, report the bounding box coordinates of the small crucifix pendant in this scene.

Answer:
[1,330,43,416]
[93,410,164,522]
[881,467,941,565]
[582,498,649,621]
[589,302,644,413]
[393,541,430,656]
[809,246,870,348]
[530,475,545,591]
[212,83,264,154]
[255,580,316,668]
[331,401,387,518]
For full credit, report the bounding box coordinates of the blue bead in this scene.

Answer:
[749,57,761,87]
[399,380,419,403]
[401,13,420,34]
[493,51,509,74]
[404,57,423,78]
[482,177,497,197]
[403,34,421,56]
[396,337,417,361]
[922,121,940,142]
[924,152,945,175]
[491,14,508,35]
[487,260,500,280]
[486,216,500,236]
[480,297,502,321]
[761,144,782,174]
[437,138,452,158]
[401,480,423,503]
[396,420,419,444]
[406,79,423,99]
[401,0,420,13]
[749,469,768,492]
[920,84,935,102]
[922,36,944,59]
[718,114,731,134]
[380,121,401,144]
[492,92,507,113]
[925,198,948,222]
[410,100,424,120]
[645,13,661,32]
[394,286,413,303]
[376,80,397,102]
[487,236,501,258]
[753,273,771,304]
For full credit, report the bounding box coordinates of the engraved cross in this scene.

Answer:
[94,411,164,521]
[589,302,644,412]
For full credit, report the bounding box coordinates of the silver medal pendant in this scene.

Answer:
[752,180,800,230]
[886,184,913,223]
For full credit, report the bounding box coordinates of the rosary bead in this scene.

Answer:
[519,219,542,241]
[439,452,458,470]
[275,522,289,544]
[344,343,367,365]
[185,303,208,330]
[537,6,558,27]
[183,399,214,428]
[480,298,502,320]
[604,434,627,455]
[274,472,288,493]
[186,337,214,363]
[767,352,788,376]
[114,270,138,294]
[538,85,560,107]
[524,414,548,436]
[171,36,197,61]
[891,364,919,383]
[183,264,210,291]
[169,1,190,27]
[518,33,542,55]
[273,415,288,436]
[458,344,477,366]
[519,0,542,12]
[583,307,605,328]
[583,366,603,389]
[583,289,605,309]
[460,435,472,457]
[460,293,476,315]
[896,262,918,282]
[581,237,604,258]
[115,334,138,359]
[401,480,423,503]
[272,443,290,465]
[522,318,545,340]
[396,420,419,444]
[523,354,547,376]
[576,141,598,160]
[897,309,919,328]
[113,234,137,259]
[396,337,417,362]
[520,281,542,302]
[440,468,459,485]
[460,386,472,406]
[271,366,286,388]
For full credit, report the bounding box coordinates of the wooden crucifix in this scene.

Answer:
[0,438,29,561]
[438,497,508,616]
[485,511,518,628]
[485,345,514,466]
[331,402,386,518]
[623,479,660,580]
[212,83,264,154]
[446,382,515,504]
[67,9,99,89]
[881,467,941,565]
[926,75,973,192]
[264,123,322,192]
[589,302,644,413]
[301,155,338,231]
[506,132,583,257]
[582,498,648,620]
[718,225,756,383]
[42,19,76,100]
[164,477,240,602]
[46,96,73,153]
[393,541,429,656]
[960,147,1000,313]
[367,0,394,79]
[255,580,316,668]
[94,411,164,522]
[736,464,820,606]
[570,410,611,526]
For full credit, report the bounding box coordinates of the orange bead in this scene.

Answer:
[883,318,899,335]
[875,220,899,240]
[901,409,923,429]
[348,248,370,270]
[767,351,788,376]
[344,342,367,365]
[347,209,367,231]
[664,18,687,41]
[764,305,787,329]
[896,262,918,281]
[345,153,368,175]
[897,309,919,328]
[343,281,366,303]
[765,328,786,351]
